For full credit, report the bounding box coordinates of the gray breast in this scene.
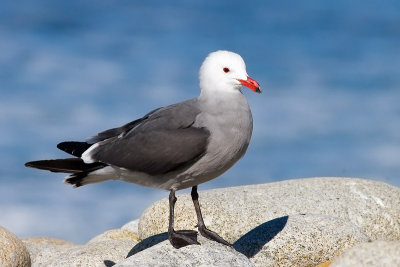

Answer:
[173,92,253,189]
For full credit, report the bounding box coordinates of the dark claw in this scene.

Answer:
[169,229,200,249]
[198,227,232,247]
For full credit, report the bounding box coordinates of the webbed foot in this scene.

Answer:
[169,229,200,249]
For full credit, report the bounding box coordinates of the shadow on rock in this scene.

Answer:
[234,216,288,257]
[103,260,116,267]
[125,216,287,259]
[126,232,168,257]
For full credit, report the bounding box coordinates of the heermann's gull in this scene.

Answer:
[25,50,261,248]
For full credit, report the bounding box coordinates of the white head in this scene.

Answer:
[199,50,261,95]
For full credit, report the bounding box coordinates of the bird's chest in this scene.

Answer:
[196,98,253,168]
[209,111,252,157]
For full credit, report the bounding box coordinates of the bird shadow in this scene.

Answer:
[124,216,288,259]
[102,233,168,266]
[126,232,169,257]
[103,260,116,267]
[233,215,288,257]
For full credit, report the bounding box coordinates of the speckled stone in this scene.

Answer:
[331,240,400,266]
[23,237,75,246]
[121,219,139,236]
[115,235,254,267]
[0,226,31,267]
[138,177,400,242]
[316,261,333,267]
[88,229,140,244]
[234,214,370,267]
[40,239,138,266]
[22,237,79,266]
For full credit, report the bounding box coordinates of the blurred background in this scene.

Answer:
[1,0,399,243]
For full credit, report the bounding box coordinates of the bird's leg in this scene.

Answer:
[191,186,232,247]
[168,189,199,248]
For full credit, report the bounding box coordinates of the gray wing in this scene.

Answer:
[86,99,210,176]
[86,107,162,144]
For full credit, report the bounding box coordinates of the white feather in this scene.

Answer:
[81,143,99,163]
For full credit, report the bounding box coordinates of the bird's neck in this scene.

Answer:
[198,88,249,115]
[198,87,243,103]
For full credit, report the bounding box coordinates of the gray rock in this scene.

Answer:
[121,219,139,236]
[331,240,400,266]
[0,226,31,267]
[115,235,254,267]
[138,177,400,242]
[88,229,140,244]
[22,237,78,267]
[41,239,137,267]
[234,214,369,267]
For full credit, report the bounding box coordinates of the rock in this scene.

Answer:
[0,226,31,267]
[138,177,400,242]
[88,229,140,244]
[115,235,254,267]
[121,219,139,236]
[23,237,75,246]
[41,239,138,266]
[22,237,79,266]
[331,240,400,266]
[316,261,333,267]
[234,214,369,267]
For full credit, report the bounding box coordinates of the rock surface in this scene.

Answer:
[331,240,400,266]
[234,214,369,267]
[0,226,31,267]
[88,229,140,244]
[121,219,139,236]
[316,261,333,267]
[115,235,254,267]
[138,177,400,242]
[40,239,138,266]
[14,177,400,266]
[22,237,79,266]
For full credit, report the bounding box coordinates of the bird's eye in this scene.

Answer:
[223,67,230,73]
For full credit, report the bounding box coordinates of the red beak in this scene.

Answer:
[238,76,261,93]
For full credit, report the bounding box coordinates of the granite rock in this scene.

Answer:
[115,235,254,267]
[40,239,138,266]
[139,177,400,242]
[121,219,139,236]
[234,214,369,267]
[316,261,333,267]
[88,229,140,244]
[331,240,400,266]
[0,226,31,267]
[22,237,79,266]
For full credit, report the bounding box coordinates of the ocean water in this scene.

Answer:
[1,0,399,243]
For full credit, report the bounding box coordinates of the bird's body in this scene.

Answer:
[26,50,260,248]
[79,92,252,190]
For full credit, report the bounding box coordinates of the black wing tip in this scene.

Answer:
[57,141,91,157]
[57,141,77,149]
[56,142,65,150]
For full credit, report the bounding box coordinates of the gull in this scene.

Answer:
[25,50,261,248]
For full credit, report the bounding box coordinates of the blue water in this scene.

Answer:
[1,0,399,243]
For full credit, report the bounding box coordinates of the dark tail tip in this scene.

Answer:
[24,158,106,174]
[64,172,88,187]
[24,160,69,172]
[25,161,34,168]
